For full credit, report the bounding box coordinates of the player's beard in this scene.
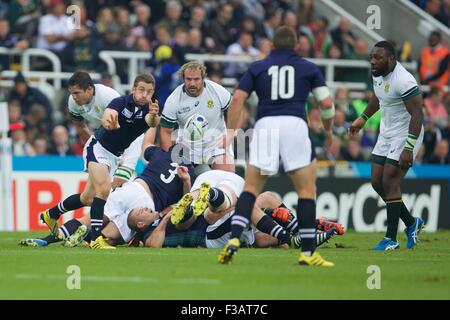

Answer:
[187,86,200,96]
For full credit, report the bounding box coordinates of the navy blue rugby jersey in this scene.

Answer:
[138,146,196,211]
[94,94,150,156]
[237,49,326,121]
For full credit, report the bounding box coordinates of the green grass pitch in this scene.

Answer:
[1,231,449,299]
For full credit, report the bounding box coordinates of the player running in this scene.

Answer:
[219,26,335,266]
[349,41,425,250]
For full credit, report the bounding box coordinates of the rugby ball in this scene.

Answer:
[184,114,209,141]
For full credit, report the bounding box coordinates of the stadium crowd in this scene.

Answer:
[0,0,449,164]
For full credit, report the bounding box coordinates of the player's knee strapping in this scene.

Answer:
[114,166,133,182]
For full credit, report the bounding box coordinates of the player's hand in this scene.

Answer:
[398,149,414,170]
[348,117,365,137]
[177,165,190,182]
[324,130,333,149]
[149,99,159,116]
[103,109,120,130]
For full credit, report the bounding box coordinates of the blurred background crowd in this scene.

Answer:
[0,0,449,165]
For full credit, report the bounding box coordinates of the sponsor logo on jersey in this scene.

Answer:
[195,101,199,107]
[94,105,100,113]
[122,108,133,118]
[384,83,390,93]
[207,99,214,108]
[135,111,143,119]
[177,106,192,115]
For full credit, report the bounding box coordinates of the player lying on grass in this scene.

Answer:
[20,134,196,248]
[136,170,343,249]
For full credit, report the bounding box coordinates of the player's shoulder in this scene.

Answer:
[204,79,229,95]
[392,62,418,86]
[94,84,120,97]
[165,83,184,105]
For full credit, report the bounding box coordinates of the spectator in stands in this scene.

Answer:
[439,0,450,27]
[25,103,49,142]
[295,33,314,58]
[311,16,332,58]
[7,0,40,39]
[223,31,260,78]
[0,18,29,70]
[415,144,427,164]
[61,6,98,72]
[298,0,317,27]
[98,23,129,82]
[172,27,189,64]
[208,3,236,52]
[36,0,77,57]
[95,7,114,36]
[342,39,371,83]
[186,27,206,54]
[47,125,75,156]
[424,88,449,128]
[334,87,351,115]
[9,121,34,156]
[428,139,450,164]
[418,31,450,89]
[8,99,23,124]
[261,8,282,40]
[422,117,443,161]
[425,0,449,26]
[32,136,48,155]
[134,36,152,72]
[100,72,114,88]
[115,6,131,43]
[319,135,343,162]
[257,38,272,60]
[331,16,356,58]
[161,0,187,34]
[341,136,365,161]
[127,3,154,48]
[282,10,299,35]
[7,72,53,131]
[187,5,209,37]
[333,107,349,147]
[239,16,259,45]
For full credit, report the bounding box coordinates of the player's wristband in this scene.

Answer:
[114,166,133,181]
[404,134,418,152]
[320,104,335,120]
[360,112,370,122]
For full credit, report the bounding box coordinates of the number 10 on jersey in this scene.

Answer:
[268,65,295,100]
